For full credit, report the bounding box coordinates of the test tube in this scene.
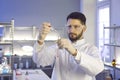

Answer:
[50,27,61,40]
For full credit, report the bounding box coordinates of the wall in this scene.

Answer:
[0,0,80,28]
[0,0,80,56]
[0,0,97,44]
[80,0,96,45]
[111,0,120,26]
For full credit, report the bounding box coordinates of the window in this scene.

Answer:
[97,0,110,62]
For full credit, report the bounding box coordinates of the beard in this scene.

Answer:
[68,30,83,42]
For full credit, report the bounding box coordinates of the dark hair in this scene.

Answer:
[67,12,86,25]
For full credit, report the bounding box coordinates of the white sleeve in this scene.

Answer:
[74,46,104,76]
[32,42,56,67]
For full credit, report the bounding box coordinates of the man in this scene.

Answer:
[33,12,104,80]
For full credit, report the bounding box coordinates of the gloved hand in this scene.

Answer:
[38,22,51,44]
[57,38,77,56]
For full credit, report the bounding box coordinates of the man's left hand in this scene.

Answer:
[57,38,77,56]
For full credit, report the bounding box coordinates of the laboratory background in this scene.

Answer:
[0,0,120,80]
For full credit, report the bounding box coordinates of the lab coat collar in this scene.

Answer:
[72,39,86,46]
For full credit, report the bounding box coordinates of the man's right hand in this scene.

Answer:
[38,22,51,45]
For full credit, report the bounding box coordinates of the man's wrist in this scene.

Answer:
[37,40,44,45]
[72,49,77,56]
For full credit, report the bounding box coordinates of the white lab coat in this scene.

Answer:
[33,39,104,80]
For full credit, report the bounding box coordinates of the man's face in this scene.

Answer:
[66,19,86,42]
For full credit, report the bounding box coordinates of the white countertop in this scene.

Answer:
[13,69,51,80]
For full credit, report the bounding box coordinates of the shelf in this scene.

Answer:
[0,73,12,76]
[0,73,12,80]
[104,26,120,29]
[0,22,12,27]
[0,20,14,77]
[103,25,120,80]
[104,44,120,47]
[0,42,12,45]
[104,63,120,71]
